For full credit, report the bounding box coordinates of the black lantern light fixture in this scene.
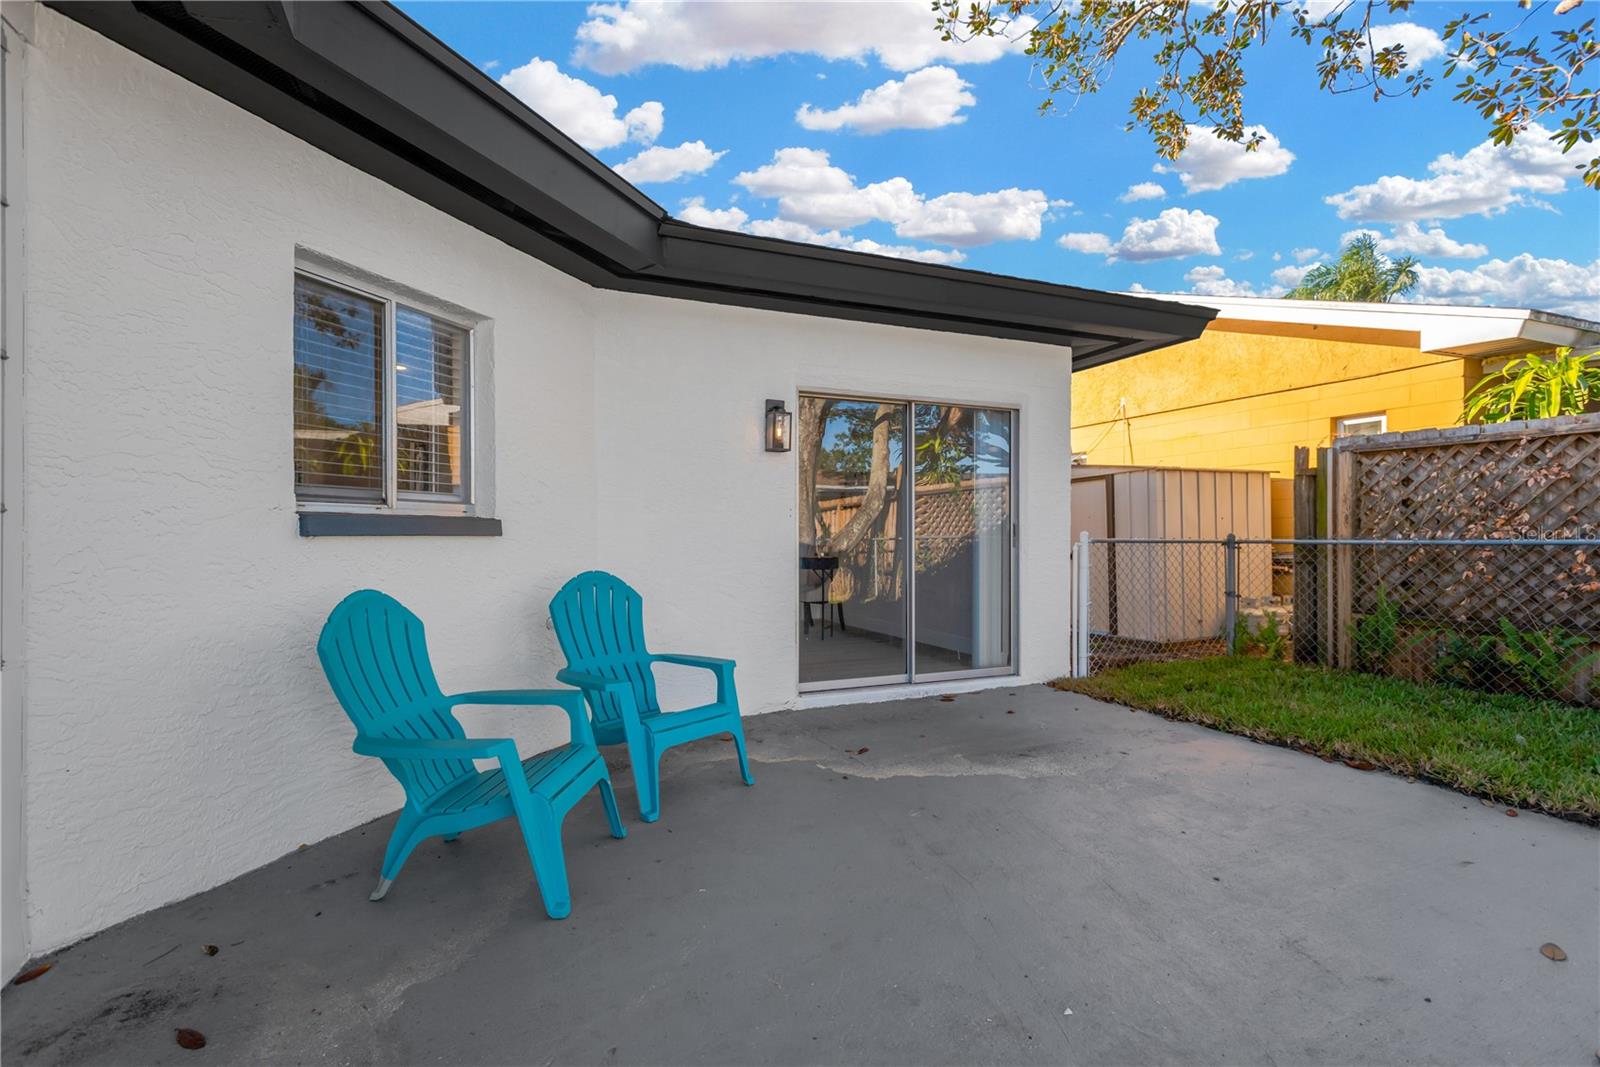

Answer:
[764,399,793,452]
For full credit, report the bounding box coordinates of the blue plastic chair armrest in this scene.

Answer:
[554,669,628,691]
[353,736,516,762]
[650,653,737,705]
[651,653,736,671]
[447,689,593,748]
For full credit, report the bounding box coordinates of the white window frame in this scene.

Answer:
[293,267,476,516]
[1335,413,1387,438]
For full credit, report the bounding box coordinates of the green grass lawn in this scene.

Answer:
[1054,657,1600,823]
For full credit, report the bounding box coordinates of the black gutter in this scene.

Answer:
[48,1,1216,364]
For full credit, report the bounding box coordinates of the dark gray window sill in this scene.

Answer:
[297,513,503,538]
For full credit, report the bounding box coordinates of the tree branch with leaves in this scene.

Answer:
[934,0,1599,188]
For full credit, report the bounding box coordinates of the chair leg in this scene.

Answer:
[637,741,663,823]
[598,775,627,839]
[515,801,572,920]
[443,832,461,843]
[372,810,426,901]
[730,724,755,787]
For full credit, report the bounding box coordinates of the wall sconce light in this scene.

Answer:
[764,399,793,453]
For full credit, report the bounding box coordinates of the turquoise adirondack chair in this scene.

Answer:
[317,589,626,919]
[549,571,753,822]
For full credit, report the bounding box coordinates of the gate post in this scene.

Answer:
[1223,533,1240,653]
[1074,531,1091,677]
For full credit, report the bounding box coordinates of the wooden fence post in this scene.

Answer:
[1292,446,1319,664]
[1330,446,1356,669]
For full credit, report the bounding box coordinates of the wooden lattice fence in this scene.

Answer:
[1328,413,1600,638]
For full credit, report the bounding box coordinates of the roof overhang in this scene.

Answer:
[1127,293,1600,359]
[47,1,1215,367]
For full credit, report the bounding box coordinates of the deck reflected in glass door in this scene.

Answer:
[911,404,1014,678]
[797,397,909,687]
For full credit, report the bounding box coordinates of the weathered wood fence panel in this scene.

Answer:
[1328,413,1600,640]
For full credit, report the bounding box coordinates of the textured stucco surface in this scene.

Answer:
[16,9,1073,954]
[3,688,1596,1065]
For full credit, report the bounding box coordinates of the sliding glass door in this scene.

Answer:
[798,398,909,686]
[798,394,1015,691]
[911,404,1015,674]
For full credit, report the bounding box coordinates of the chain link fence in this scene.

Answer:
[1070,536,1600,707]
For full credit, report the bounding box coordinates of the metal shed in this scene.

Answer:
[1072,465,1274,644]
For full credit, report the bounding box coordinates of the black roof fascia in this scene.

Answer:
[46,1,1216,364]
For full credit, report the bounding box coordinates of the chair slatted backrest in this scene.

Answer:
[549,571,660,728]
[317,590,473,806]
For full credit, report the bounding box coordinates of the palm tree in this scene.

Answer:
[1285,234,1419,302]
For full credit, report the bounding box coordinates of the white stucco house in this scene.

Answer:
[0,0,1213,973]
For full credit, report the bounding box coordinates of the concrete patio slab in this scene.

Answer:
[4,686,1596,1065]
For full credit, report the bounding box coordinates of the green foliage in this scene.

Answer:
[1285,234,1419,302]
[1352,586,1399,672]
[1461,347,1600,424]
[1435,630,1504,692]
[1433,620,1598,701]
[1055,657,1600,821]
[1495,620,1596,700]
[1256,613,1288,661]
[936,1,1598,188]
[1233,612,1288,661]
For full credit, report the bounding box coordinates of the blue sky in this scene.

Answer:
[401,1,1599,317]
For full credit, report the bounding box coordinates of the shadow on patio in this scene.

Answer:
[4,686,1596,1065]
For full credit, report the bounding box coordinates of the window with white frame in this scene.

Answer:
[293,272,472,510]
[1334,413,1387,438]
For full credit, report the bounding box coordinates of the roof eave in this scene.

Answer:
[45,0,1216,366]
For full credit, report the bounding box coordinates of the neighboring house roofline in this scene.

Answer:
[47,0,1216,366]
[1124,292,1600,360]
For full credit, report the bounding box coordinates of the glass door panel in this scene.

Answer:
[798,397,909,686]
[912,404,1014,677]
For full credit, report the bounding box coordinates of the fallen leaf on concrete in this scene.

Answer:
[1342,759,1377,771]
[1505,809,1519,817]
[202,945,219,957]
[939,695,956,703]
[12,963,51,985]
[1006,709,1015,715]
[175,1029,207,1050]
[855,747,870,755]
[1540,942,1567,962]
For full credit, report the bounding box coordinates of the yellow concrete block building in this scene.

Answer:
[1071,297,1600,537]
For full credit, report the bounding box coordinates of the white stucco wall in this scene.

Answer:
[591,296,1073,714]
[14,8,1073,956]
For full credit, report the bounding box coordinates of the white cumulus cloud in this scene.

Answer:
[1325,126,1579,221]
[796,66,975,134]
[1368,22,1446,65]
[673,203,966,263]
[1119,181,1167,203]
[1185,265,1258,297]
[1340,221,1488,260]
[1058,208,1222,262]
[1155,125,1296,193]
[677,197,749,230]
[1292,247,1322,264]
[1272,263,1318,288]
[573,1,1031,74]
[1410,255,1600,318]
[896,189,1053,246]
[746,218,968,264]
[613,140,725,183]
[733,147,1051,247]
[499,57,663,151]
